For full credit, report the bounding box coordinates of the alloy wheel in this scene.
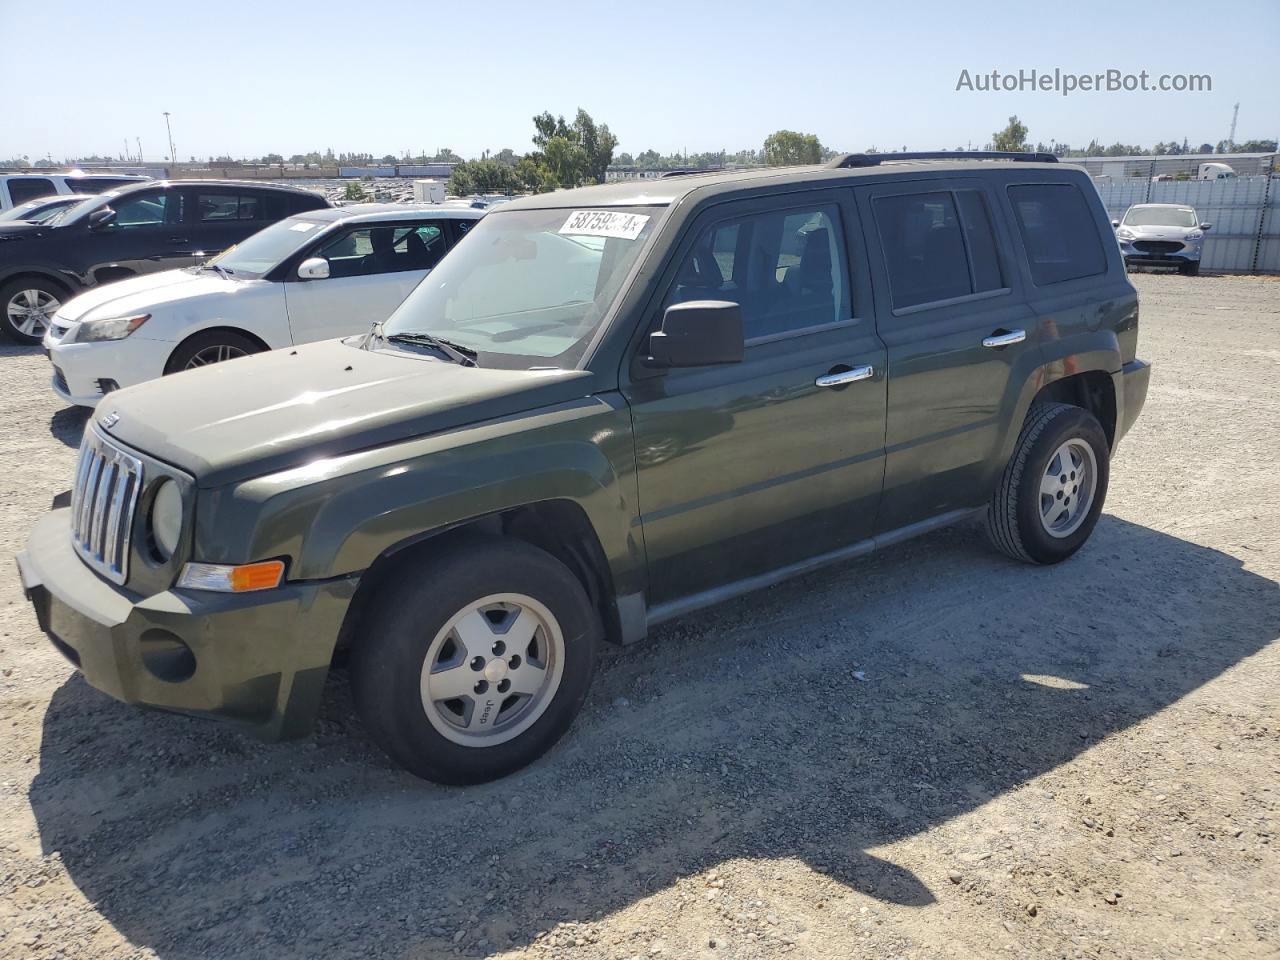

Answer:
[6,288,60,338]
[184,343,248,368]
[420,593,565,747]
[1039,439,1098,538]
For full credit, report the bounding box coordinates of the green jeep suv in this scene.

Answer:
[17,152,1151,784]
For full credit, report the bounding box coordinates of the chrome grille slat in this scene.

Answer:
[68,429,143,584]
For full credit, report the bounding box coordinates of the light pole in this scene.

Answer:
[162,112,176,164]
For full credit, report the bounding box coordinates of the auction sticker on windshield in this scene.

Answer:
[559,210,650,240]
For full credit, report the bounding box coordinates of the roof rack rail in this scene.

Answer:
[827,151,1059,168]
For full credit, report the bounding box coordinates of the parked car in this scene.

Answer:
[0,180,329,343]
[16,152,1151,785]
[0,172,150,210]
[42,204,484,406]
[1113,203,1211,275]
[0,193,94,225]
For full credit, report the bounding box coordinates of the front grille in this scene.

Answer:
[69,429,143,584]
[1133,240,1183,255]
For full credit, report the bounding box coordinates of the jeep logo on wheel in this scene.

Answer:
[479,700,495,726]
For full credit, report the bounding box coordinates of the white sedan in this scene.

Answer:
[43,203,484,407]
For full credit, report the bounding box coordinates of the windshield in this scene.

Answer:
[203,215,331,278]
[0,200,50,223]
[1124,206,1198,228]
[382,206,663,369]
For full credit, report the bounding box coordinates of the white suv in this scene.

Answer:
[0,172,150,210]
[43,204,484,407]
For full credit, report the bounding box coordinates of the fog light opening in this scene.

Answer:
[96,378,120,395]
[139,629,197,683]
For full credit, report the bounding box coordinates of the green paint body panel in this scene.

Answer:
[17,159,1150,740]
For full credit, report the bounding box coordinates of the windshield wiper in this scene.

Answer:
[203,262,235,280]
[384,330,478,366]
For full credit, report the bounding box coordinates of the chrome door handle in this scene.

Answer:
[815,364,874,388]
[982,329,1026,348]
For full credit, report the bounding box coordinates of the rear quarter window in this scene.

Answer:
[1008,183,1107,285]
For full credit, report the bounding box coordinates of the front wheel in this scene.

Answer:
[1,278,65,344]
[165,330,263,373]
[350,535,599,784]
[1179,261,1200,276]
[986,403,1110,564]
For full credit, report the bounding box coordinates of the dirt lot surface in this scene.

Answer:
[0,273,1277,960]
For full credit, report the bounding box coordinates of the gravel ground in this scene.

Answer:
[0,273,1277,960]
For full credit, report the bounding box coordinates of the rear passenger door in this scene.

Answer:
[184,188,274,260]
[625,192,888,608]
[855,178,1041,534]
[283,220,450,342]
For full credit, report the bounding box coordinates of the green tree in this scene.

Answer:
[991,115,1029,152]
[574,108,618,183]
[449,159,521,196]
[762,130,823,166]
[342,182,367,201]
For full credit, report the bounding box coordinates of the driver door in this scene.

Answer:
[79,188,195,282]
[624,192,888,608]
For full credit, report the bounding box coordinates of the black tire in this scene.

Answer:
[1179,261,1200,276]
[986,403,1110,565]
[0,277,67,344]
[164,330,263,374]
[350,534,599,784]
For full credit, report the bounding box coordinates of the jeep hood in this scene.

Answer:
[57,268,238,323]
[101,339,598,487]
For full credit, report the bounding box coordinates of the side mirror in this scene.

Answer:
[1199,222,1213,232]
[1110,219,1120,228]
[297,256,330,280]
[88,208,116,230]
[648,300,744,367]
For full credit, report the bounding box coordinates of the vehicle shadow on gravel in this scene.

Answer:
[28,516,1280,959]
[49,405,89,449]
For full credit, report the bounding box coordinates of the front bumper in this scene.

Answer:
[1118,239,1201,267]
[16,509,357,740]
[1114,359,1152,446]
[43,328,171,409]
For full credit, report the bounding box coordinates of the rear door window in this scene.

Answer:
[872,189,1005,310]
[1007,183,1107,285]
[196,192,262,222]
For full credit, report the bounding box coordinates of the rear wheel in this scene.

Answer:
[986,403,1110,564]
[165,330,263,373]
[1,278,64,344]
[350,535,599,784]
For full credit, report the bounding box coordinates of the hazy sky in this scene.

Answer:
[3,0,1276,162]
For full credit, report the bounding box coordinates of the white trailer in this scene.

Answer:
[412,179,446,203]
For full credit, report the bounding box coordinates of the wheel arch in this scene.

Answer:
[164,325,272,373]
[335,499,627,659]
[0,268,76,297]
[1031,370,1117,448]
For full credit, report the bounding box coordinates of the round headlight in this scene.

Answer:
[150,480,183,559]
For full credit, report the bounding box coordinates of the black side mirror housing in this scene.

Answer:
[87,208,116,230]
[648,300,745,367]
